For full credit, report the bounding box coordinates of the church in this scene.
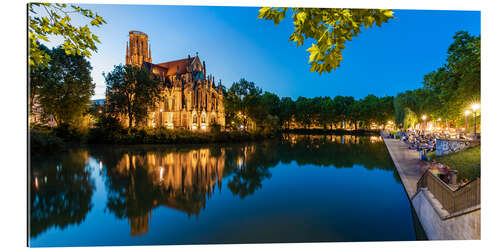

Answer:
[124,30,225,130]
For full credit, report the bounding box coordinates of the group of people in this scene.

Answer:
[429,161,469,187]
[397,129,471,187]
[398,130,437,160]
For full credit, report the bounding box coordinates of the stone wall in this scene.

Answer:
[412,189,480,240]
[436,139,474,156]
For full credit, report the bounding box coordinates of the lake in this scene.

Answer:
[29,135,426,247]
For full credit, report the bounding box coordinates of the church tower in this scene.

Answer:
[126,30,152,66]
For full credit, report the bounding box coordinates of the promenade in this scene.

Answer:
[383,137,480,240]
[383,138,428,198]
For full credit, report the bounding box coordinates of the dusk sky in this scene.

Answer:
[45,4,480,100]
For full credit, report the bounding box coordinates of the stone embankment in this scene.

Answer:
[383,138,480,240]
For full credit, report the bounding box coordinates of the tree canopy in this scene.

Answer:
[32,45,95,126]
[224,79,394,131]
[258,8,394,74]
[104,64,163,128]
[28,3,106,69]
[395,31,480,129]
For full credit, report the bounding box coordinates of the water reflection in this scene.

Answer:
[30,135,404,241]
[92,147,226,236]
[30,150,95,238]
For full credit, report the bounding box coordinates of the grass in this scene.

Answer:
[431,145,481,181]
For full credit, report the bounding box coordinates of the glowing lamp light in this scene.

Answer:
[437,118,442,121]
[159,167,164,180]
[201,124,206,130]
[422,115,427,121]
[471,104,480,111]
[465,110,471,116]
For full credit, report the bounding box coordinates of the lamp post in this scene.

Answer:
[471,104,480,139]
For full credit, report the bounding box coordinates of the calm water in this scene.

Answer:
[29,135,425,247]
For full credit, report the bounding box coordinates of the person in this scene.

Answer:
[430,162,440,177]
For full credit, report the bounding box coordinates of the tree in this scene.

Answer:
[104,65,162,128]
[333,96,355,128]
[295,97,316,129]
[29,43,51,115]
[377,96,395,128]
[348,100,363,130]
[278,97,296,129]
[224,78,264,130]
[28,3,106,69]
[35,46,95,126]
[258,8,394,73]
[402,107,418,129]
[423,31,480,123]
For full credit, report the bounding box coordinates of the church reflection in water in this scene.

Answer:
[103,147,231,235]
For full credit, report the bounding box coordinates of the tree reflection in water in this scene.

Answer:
[30,149,95,238]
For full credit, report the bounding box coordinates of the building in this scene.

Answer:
[92,99,106,106]
[30,94,57,127]
[123,30,225,130]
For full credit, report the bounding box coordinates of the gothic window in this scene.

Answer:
[201,113,206,124]
[193,113,197,123]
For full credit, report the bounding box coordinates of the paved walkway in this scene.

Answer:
[383,138,429,198]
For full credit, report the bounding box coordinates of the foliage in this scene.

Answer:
[430,145,481,181]
[394,31,481,128]
[278,97,296,129]
[224,78,395,131]
[28,3,106,69]
[104,64,163,128]
[87,125,274,145]
[224,78,281,131]
[258,8,394,73]
[30,126,64,155]
[33,45,95,126]
[402,107,418,129]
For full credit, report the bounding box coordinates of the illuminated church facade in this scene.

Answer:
[124,30,225,130]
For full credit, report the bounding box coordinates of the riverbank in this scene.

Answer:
[30,128,276,155]
[30,126,382,155]
[280,128,380,135]
[383,138,480,240]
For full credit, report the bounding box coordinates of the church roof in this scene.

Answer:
[156,57,195,75]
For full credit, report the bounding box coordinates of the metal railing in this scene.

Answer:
[416,170,480,214]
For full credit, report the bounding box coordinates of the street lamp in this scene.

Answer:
[471,104,480,138]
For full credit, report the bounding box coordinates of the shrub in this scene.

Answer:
[30,130,64,155]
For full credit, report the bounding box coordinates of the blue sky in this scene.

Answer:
[47,5,480,100]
